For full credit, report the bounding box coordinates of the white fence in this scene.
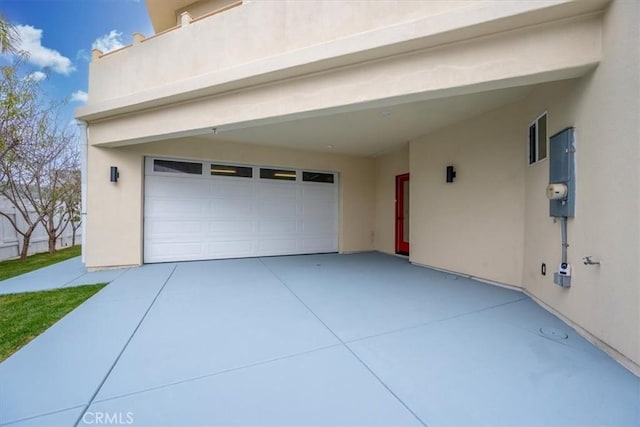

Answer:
[0,198,80,261]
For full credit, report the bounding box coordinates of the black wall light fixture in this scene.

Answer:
[446,165,456,183]
[110,166,119,183]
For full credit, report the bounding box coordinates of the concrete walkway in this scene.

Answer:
[0,257,128,295]
[0,253,638,426]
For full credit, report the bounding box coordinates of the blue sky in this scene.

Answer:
[0,0,154,127]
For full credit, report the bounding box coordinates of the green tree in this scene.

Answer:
[0,101,50,260]
[0,97,79,260]
[0,62,39,164]
[0,13,30,164]
[38,121,79,255]
[61,168,82,247]
[0,12,18,54]
[0,13,80,259]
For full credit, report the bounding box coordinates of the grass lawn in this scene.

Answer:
[0,283,105,362]
[0,245,81,281]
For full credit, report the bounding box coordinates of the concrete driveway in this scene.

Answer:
[1,253,638,426]
[0,257,128,296]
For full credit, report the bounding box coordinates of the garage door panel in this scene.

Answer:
[258,239,297,253]
[302,208,336,220]
[146,177,209,198]
[209,220,253,233]
[258,219,298,234]
[302,218,336,234]
[260,183,297,199]
[301,238,337,252]
[259,199,297,218]
[145,241,205,262]
[302,195,334,214]
[146,220,205,235]
[209,198,254,218]
[210,239,254,255]
[146,199,208,219]
[303,198,335,214]
[302,185,335,199]
[144,158,337,263]
[211,180,254,198]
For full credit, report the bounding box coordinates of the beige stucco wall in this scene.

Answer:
[83,12,601,145]
[404,0,639,368]
[91,0,477,102]
[409,103,526,286]
[85,138,375,269]
[522,0,639,366]
[374,145,409,255]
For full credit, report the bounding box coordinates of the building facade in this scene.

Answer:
[76,0,639,372]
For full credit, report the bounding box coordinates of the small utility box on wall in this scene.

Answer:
[548,127,576,218]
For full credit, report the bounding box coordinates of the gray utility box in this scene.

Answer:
[549,127,576,218]
[554,272,571,288]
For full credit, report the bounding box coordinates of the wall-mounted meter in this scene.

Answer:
[558,262,571,277]
[546,183,568,200]
[548,127,576,217]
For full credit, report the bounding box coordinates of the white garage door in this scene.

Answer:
[143,157,339,263]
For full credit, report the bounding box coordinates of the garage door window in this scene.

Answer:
[260,168,297,181]
[303,171,334,183]
[154,159,203,175]
[210,164,253,178]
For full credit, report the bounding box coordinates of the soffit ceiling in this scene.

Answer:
[146,0,195,32]
[194,85,535,157]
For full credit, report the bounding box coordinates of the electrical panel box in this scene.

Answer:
[548,127,575,217]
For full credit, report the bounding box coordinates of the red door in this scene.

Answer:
[395,173,410,255]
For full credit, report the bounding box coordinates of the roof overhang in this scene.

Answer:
[146,0,196,33]
[79,0,608,153]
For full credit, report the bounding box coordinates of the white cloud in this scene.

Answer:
[70,90,88,103]
[76,49,91,62]
[26,71,47,82]
[92,30,124,54]
[15,25,75,75]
